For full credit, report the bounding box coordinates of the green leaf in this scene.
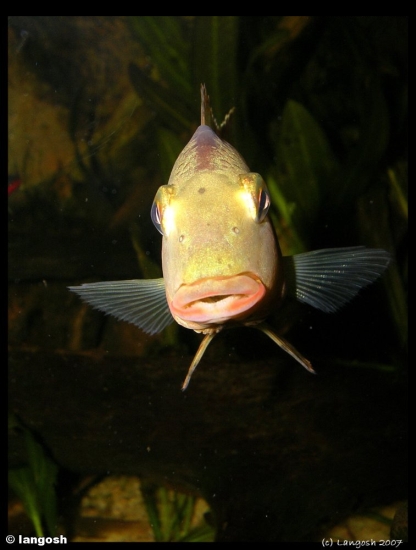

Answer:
[129,63,194,134]
[246,28,290,70]
[8,429,58,537]
[387,164,408,222]
[128,16,192,98]
[141,482,163,541]
[159,486,173,541]
[266,176,306,255]
[356,187,408,352]
[192,16,239,124]
[156,126,186,184]
[140,482,215,542]
[8,468,44,537]
[335,77,390,208]
[25,432,58,536]
[269,99,338,248]
[177,523,216,542]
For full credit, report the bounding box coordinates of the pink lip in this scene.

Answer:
[169,274,266,324]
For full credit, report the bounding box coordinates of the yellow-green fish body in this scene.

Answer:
[70,85,391,389]
[154,123,284,333]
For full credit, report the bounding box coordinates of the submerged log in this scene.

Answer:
[8,345,407,541]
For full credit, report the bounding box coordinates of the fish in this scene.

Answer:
[69,85,391,390]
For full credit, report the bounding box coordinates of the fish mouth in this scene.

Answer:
[169,274,266,325]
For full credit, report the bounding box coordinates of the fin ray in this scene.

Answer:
[283,246,391,313]
[257,322,315,373]
[69,279,174,334]
[181,331,218,390]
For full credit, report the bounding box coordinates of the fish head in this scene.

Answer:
[151,124,285,331]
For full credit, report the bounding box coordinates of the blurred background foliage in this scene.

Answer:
[8,16,408,541]
[140,481,215,542]
[8,415,59,538]
[8,15,407,362]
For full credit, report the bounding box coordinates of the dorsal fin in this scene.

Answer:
[200,83,210,126]
[200,83,235,137]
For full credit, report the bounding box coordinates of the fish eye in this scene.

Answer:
[151,185,176,236]
[257,187,270,222]
[151,201,164,235]
[239,173,271,223]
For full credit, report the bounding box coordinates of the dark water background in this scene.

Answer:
[8,16,407,542]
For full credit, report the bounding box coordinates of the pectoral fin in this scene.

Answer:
[283,246,391,313]
[69,278,174,334]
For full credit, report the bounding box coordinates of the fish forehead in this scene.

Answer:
[174,171,247,220]
[168,125,249,186]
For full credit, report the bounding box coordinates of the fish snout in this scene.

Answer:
[169,273,267,329]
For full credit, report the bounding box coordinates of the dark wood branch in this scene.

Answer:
[9,345,407,541]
